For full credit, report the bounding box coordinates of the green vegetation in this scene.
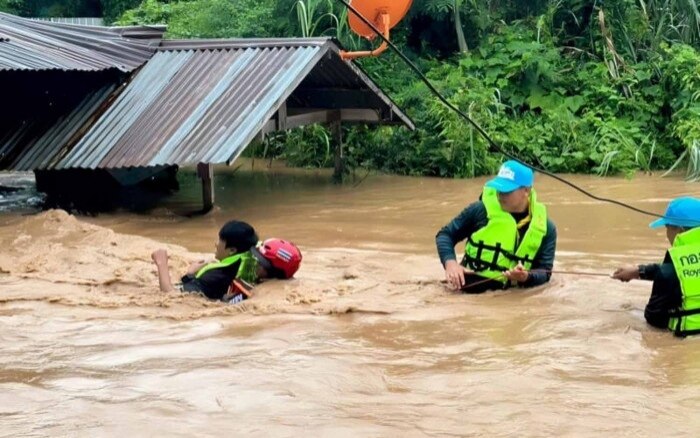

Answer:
[4,0,700,179]
[118,0,280,38]
[2,0,139,23]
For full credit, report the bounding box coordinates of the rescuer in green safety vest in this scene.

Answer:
[151,220,260,302]
[613,197,700,337]
[436,160,558,293]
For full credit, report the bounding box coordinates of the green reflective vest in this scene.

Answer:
[668,227,700,337]
[464,186,548,284]
[195,251,257,284]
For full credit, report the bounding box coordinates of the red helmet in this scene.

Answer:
[253,238,302,279]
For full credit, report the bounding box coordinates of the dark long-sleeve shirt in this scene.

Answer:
[639,252,682,329]
[436,201,557,289]
[180,259,242,300]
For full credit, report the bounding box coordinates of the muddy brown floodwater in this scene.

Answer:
[1,162,699,437]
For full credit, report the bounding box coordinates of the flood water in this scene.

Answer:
[1,161,699,437]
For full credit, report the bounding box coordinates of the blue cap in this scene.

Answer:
[485,160,534,193]
[649,197,700,229]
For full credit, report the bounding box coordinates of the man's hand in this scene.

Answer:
[444,260,471,290]
[503,263,529,284]
[186,260,209,275]
[612,265,639,282]
[151,249,175,293]
[151,249,169,267]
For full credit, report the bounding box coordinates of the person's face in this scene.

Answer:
[256,263,269,279]
[665,226,684,245]
[215,238,236,260]
[497,187,530,213]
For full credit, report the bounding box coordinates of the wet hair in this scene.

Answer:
[218,220,258,252]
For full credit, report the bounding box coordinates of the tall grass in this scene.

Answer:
[664,140,700,180]
[295,0,338,38]
[641,0,700,47]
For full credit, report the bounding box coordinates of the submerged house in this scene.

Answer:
[0,13,413,210]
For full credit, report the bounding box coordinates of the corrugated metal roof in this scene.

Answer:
[56,44,329,168]
[0,13,164,72]
[1,38,413,171]
[0,85,116,170]
[158,38,333,51]
[160,38,412,129]
[32,17,105,27]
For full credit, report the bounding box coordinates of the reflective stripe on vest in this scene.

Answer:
[668,227,700,337]
[464,187,548,283]
[195,251,257,284]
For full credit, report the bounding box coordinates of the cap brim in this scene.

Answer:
[485,177,520,193]
[649,218,668,229]
[650,217,700,228]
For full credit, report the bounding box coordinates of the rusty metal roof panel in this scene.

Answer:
[0,12,164,72]
[63,51,197,168]
[56,44,328,169]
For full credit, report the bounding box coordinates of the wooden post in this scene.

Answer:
[331,113,343,183]
[197,162,214,212]
[277,101,287,131]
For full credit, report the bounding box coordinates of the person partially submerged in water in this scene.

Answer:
[151,220,302,304]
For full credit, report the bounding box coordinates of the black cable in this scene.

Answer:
[334,0,689,221]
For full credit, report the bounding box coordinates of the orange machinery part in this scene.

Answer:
[340,0,413,60]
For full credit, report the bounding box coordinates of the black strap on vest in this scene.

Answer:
[673,326,700,338]
[667,307,700,318]
[504,251,534,266]
[463,238,510,272]
[668,307,700,337]
[464,237,533,272]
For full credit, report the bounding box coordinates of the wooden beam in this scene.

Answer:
[285,110,335,129]
[289,89,380,109]
[197,162,214,212]
[338,109,382,123]
[282,109,382,130]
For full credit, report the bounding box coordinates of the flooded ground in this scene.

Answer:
[1,162,699,437]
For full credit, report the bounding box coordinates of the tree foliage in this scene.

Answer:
[0,0,138,23]
[2,0,700,178]
[118,0,279,38]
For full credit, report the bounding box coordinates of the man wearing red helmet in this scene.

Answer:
[251,238,303,280]
[151,221,301,304]
[220,238,302,304]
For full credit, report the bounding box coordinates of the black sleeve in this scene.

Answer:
[639,251,673,281]
[522,219,557,287]
[435,202,487,266]
[638,263,661,281]
[644,262,681,328]
[179,261,241,301]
